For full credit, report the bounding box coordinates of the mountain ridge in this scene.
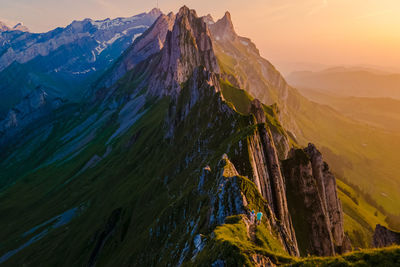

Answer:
[0,5,398,266]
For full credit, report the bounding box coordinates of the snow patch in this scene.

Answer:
[132,33,142,42]
[72,69,92,75]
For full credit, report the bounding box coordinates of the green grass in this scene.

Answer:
[336,179,388,249]
[220,79,254,114]
[291,246,400,266]
[193,215,293,266]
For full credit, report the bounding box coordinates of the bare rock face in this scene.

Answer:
[373,224,400,248]
[246,100,299,256]
[249,99,266,124]
[0,21,10,32]
[0,86,63,146]
[12,23,29,32]
[251,254,276,267]
[283,144,351,256]
[148,6,220,97]
[209,155,247,226]
[202,14,215,25]
[164,66,221,137]
[103,12,176,87]
[209,12,237,41]
[248,100,290,160]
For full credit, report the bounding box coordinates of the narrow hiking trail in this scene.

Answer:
[243,215,257,243]
[249,223,257,243]
[243,215,277,267]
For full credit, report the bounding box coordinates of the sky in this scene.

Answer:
[1,0,400,73]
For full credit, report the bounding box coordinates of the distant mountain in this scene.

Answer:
[11,22,29,32]
[0,8,161,142]
[0,21,10,32]
[0,21,29,32]
[298,88,400,132]
[0,5,399,267]
[286,68,400,99]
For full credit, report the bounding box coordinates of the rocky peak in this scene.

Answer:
[12,23,29,32]
[100,12,175,88]
[147,5,219,97]
[249,99,266,124]
[209,11,237,41]
[283,145,351,256]
[0,21,10,32]
[148,8,163,19]
[202,14,215,25]
[133,12,176,55]
[373,224,400,248]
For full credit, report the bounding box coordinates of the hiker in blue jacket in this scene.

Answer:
[256,211,263,225]
[250,210,256,224]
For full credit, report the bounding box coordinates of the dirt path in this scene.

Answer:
[243,216,257,243]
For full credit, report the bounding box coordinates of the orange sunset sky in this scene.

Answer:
[1,0,399,72]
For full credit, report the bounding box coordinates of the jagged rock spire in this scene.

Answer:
[148,7,163,19]
[209,11,237,41]
[101,12,175,88]
[283,144,352,256]
[147,6,220,97]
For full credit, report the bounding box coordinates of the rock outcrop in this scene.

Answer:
[373,224,400,248]
[246,99,299,256]
[12,23,29,32]
[283,144,351,256]
[209,155,247,226]
[0,86,64,146]
[102,12,176,88]
[148,6,219,97]
[208,10,301,137]
[0,21,10,32]
[209,12,237,41]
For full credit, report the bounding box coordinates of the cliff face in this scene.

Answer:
[102,12,176,88]
[0,86,64,146]
[373,224,400,248]
[146,6,219,98]
[245,99,299,256]
[283,144,351,256]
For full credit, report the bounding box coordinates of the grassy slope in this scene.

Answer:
[291,246,400,267]
[286,89,400,215]
[193,215,293,266]
[336,179,388,249]
[0,73,287,266]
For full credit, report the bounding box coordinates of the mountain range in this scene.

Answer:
[286,67,400,99]
[0,6,399,266]
[0,21,29,33]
